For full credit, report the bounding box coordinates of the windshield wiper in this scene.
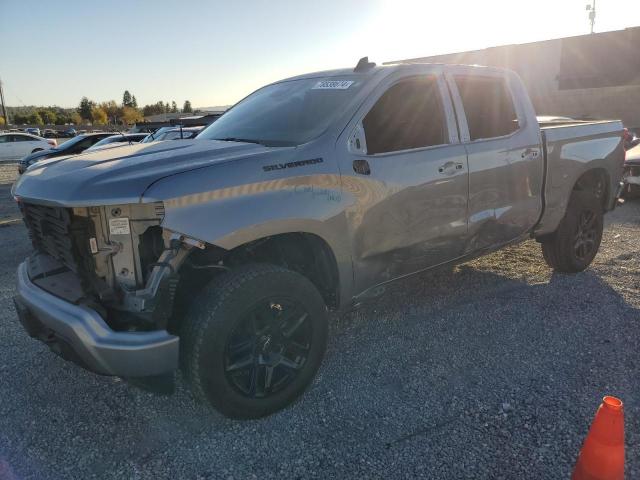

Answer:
[214,137,266,146]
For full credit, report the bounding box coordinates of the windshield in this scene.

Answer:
[91,136,120,148]
[162,130,198,140]
[142,127,172,143]
[57,135,87,150]
[197,77,365,147]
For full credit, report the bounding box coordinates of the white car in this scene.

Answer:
[0,133,56,161]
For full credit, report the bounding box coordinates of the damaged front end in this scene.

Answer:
[14,199,201,391]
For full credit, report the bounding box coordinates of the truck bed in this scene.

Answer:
[535,119,624,235]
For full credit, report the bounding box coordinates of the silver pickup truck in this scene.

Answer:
[12,59,624,418]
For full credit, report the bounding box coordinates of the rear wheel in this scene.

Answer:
[181,263,328,419]
[31,148,43,154]
[540,191,603,273]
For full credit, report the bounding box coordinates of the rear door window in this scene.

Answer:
[14,135,35,142]
[454,76,519,141]
[70,137,94,152]
[363,76,447,155]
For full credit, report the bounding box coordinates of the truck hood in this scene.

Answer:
[12,140,277,207]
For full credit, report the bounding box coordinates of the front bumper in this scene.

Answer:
[14,261,179,377]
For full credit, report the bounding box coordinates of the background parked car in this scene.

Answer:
[41,129,58,138]
[623,143,640,198]
[623,127,640,150]
[25,127,41,136]
[0,133,56,162]
[59,128,77,138]
[85,133,148,151]
[141,126,202,143]
[18,132,114,173]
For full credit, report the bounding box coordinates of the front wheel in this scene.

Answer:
[31,148,43,154]
[181,263,328,419]
[540,191,603,273]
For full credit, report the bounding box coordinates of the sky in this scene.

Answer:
[1,0,639,109]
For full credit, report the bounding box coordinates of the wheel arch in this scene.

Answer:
[535,162,616,238]
[176,229,349,312]
[572,167,610,211]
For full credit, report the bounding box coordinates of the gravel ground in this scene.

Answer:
[0,162,638,479]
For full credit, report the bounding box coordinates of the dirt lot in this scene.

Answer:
[0,162,638,479]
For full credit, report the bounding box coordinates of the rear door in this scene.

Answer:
[445,69,543,253]
[13,134,41,159]
[0,135,17,160]
[338,68,469,295]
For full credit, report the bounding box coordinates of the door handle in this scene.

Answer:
[438,162,464,174]
[353,159,371,175]
[521,148,540,160]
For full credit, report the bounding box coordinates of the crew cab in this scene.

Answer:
[12,59,625,419]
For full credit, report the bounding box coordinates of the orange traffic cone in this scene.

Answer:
[572,396,625,480]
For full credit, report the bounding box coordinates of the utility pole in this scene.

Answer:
[0,78,8,127]
[586,0,597,34]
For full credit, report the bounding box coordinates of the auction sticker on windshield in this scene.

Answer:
[109,218,130,235]
[312,80,354,90]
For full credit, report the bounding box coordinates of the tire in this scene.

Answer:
[540,191,603,273]
[31,148,43,154]
[181,263,328,419]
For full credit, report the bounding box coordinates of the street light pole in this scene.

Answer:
[0,78,8,127]
[587,0,597,34]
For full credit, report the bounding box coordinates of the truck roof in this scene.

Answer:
[278,61,511,84]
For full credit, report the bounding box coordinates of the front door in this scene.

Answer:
[338,71,469,297]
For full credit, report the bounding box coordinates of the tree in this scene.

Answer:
[183,100,193,113]
[100,100,121,124]
[70,112,83,125]
[0,116,5,126]
[91,106,108,125]
[122,90,133,107]
[38,109,57,125]
[79,97,95,121]
[28,112,43,125]
[141,100,174,117]
[131,95,138,108]
[13,113,28,124]
[121,106,143,125]
[56,113,70,125]
[171,101,177,113]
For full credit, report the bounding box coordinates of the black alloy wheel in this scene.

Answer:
[573,209,598,262]
[224,299,313,399]
[540,191,603,273]
[181,263,328,419]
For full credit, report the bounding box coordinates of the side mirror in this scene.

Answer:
[348,123,367,155]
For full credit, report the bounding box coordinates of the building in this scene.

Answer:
[393,27,640,129]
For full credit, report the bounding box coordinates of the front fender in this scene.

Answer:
[144,167,354,306]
